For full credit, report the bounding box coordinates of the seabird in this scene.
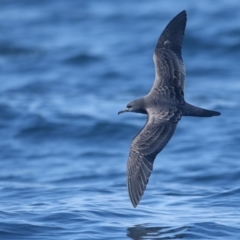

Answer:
[118,10,221,208]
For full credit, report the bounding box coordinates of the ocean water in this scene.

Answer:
[0,0,240,239]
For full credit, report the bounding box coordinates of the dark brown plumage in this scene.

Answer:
[118,10,220,208]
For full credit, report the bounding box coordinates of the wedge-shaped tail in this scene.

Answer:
[183,102,221,117]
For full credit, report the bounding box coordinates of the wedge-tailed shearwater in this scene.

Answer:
[118,10,221,208]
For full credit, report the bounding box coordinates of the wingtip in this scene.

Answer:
[131,202,137,208]
[155,10,187,56]
[128,187,140,208]
[180,10,187,16]
[167,10,187,27]
[127,177,141,208]
[177,10,187,19]
[130,197,139,208]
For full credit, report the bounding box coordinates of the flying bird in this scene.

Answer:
[118,10,221,208]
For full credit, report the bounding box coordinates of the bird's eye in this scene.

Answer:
[127,105,132,108]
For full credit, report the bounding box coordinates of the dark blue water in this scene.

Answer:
[0,0,240,239]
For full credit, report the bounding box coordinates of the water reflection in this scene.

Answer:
[127,224,188,239]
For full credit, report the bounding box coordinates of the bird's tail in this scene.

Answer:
[183,102,221,117]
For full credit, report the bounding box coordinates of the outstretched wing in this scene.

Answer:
[152,10,187,92]
[127,108,182,207]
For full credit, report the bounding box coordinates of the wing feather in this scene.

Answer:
[127,109,182,207]
[152,11,187,92]
[125,11,187,208]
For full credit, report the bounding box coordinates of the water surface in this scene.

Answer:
[0,1,240,239]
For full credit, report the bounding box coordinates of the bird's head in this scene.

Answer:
[118,98,147,115]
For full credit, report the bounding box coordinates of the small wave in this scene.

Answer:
[0,43,36,56]
[65,52,103,65]
[0,104,21,123]
[0,221,66,240]
[6,81,57,96]
[187,222,240,239]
